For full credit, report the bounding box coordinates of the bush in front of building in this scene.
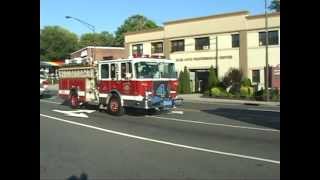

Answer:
[240,86,254,98]
[178,71,184,94]
[254,88,280,101]
[178,67,191,94]
[208,66,219,91]
[183,66,191,94]
[221,68,243,94]
[210,87,229,97]
[241,78,252,87]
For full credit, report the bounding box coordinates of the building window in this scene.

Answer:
[111,64,117,79]
[171,39,184,52]
[232,34,240,48]
[195,37,210,50]
[252,70,260,83]
[103,56,113,60]
[151,42,163,54]
[259,30,279,46]
[100,64,109,79]
[132,44,143,56]
[121,62,132,79]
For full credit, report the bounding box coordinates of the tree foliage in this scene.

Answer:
[183,66,191,94]
[178,67,191,94]
[208,66,219,90]
[269,0,280,12]
[79,31,115,48]
[114,15,159,46]
[40,26,79,61]
[178,71,184,94]
[222,68,243,93]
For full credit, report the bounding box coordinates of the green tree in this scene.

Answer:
[79,31,115,48]
[40,26,79,61]
[114,15,159,46]
[183,66,191,94]
[269,0,280,12]
[178,71,184,94]
[222,68,243,94]
[208,66,219,90]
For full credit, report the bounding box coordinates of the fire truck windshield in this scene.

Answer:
[134,62,177,79]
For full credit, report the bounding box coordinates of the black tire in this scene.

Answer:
[70,95,79,109]
[146,108,161,115]
[108,95,125,116]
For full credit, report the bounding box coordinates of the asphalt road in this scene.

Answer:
[40,92,280,180]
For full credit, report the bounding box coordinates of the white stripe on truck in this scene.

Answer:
[59,90,85,97]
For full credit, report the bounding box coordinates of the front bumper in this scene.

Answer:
[40,88,48,95]
[123,97,182,110]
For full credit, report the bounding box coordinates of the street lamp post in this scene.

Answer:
[264,0,270,101]
[65,16,96,65]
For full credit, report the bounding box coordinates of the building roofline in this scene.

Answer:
[163,11,250,25]
[246,12,280,19]
[70,46,125,55]
[123,27,164,36]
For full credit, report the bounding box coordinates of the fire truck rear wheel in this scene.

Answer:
[108,95,124,116]
[70,96,79,109]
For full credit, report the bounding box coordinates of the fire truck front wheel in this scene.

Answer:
[108,95,125,116]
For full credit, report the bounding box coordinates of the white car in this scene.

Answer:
[40,73,49,96]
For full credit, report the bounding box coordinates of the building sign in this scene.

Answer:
[176,56,232,62]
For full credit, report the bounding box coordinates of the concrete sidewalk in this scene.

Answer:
[178,93,280,106]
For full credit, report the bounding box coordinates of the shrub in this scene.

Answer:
[241,78,252,87]
[240,86,254,97]
[211,87,221,97]
[183,66,191,94]
[203,90,210,96]
[208,66,219,90]
[270,88,280,101]
[210,87,230,97]
[221,68,243,93]
[178,71,184,94]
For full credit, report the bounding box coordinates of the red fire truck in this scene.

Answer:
[58,57,180,115]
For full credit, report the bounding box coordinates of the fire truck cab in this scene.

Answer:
[58,57,180,115]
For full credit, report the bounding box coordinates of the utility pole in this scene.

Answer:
[216,36,218,77]
[264,0,270,101]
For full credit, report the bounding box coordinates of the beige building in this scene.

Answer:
[124,11,280,92]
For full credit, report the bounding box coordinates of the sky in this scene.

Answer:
[40,0,269,36]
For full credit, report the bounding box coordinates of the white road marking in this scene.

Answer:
[247,108,280,112]
[53,109,95,118]
[147,116,280,132]
[40,114,280,165]
[168,111,184,115]
[182,100,239,106]
[40,100,61,105]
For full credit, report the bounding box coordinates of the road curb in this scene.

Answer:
[180,98,280,107]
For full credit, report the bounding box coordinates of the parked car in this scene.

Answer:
[40,72,49,97]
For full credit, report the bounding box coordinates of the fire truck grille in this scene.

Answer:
[153,81,170,98]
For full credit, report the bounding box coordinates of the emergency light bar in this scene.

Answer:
[131,54,165,59]
[65,58,89,65]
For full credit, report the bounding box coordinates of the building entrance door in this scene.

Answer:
[193,70,209,93]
